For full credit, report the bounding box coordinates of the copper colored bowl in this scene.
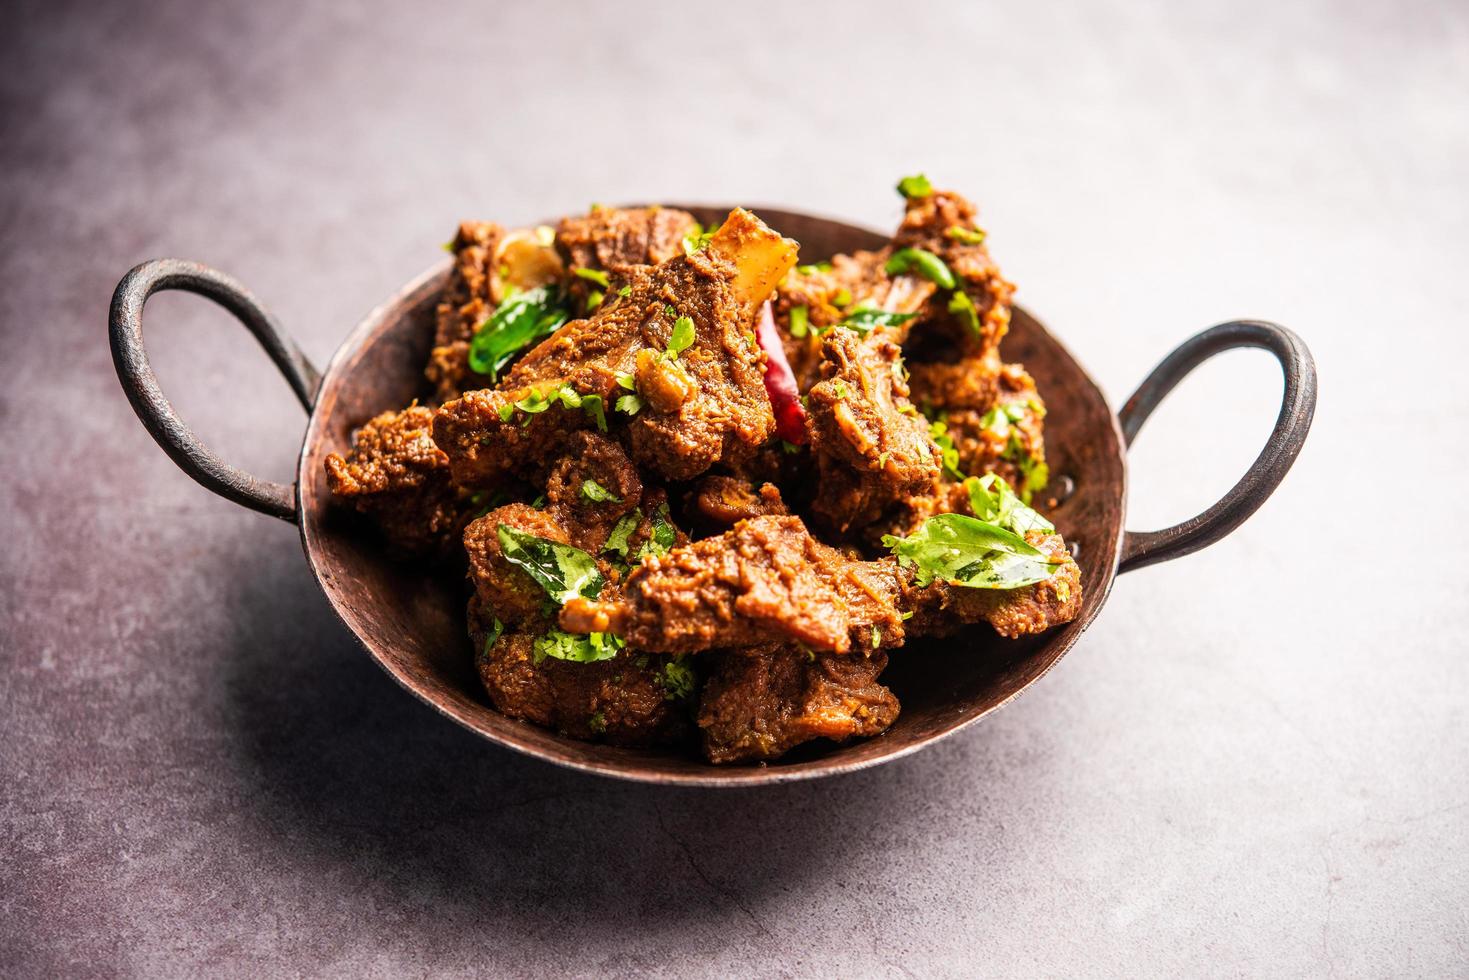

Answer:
[109,207,1316,786]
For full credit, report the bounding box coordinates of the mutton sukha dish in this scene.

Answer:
[324,177,1082,764]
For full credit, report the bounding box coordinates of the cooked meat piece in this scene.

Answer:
[470,608,692,748]
[910,360,1048,497]
[904,532,1082,639]
[894,187,1016,360]
[463,503,570,628]
[690,476,789,528]
[562,515,906,654]
[425,221,504,401]
[544,431,644,552]
[697,645,899,763]
[556,206,699,277]
[773,248,937,392]
[804,330,941,534]
[433,208,797,487]
[323,405,466,556]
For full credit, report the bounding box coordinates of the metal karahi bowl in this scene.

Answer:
[110,206,1316,786]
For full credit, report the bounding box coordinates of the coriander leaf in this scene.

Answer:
[947,290,980,336]
[579,393,608,432]
[896,173,933,199]
[481,617,504,656]
[571,266,610,288]
[839,306,918,335]
[615,392,644,416]
[666,316,695,359]
[603,510,641,558]
[831,288,852,307]
[638,502,677,559]
[788,305,810,339]
[588,710,607,734]
[468,286,569,379]
[882,513,1062,590]
[946,225,986,245]
[615,372,637,391]
[618,284,632,298]
[580,479,622,503]
[532,628,622,664]
[496,524,605,605]
[796,261,833,275]
[659,659,696,701]
[885,247,957,289]
[965,474,1054,535]
[928,420,964,480]
[681,222,714,256]
[585,290,604,312]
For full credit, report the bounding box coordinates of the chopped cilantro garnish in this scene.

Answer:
[482,617,504,655]
[603,510,641,558]
[618,284,632,298]
[797,261,833,275]
[637,502,677,559]
[896,173,933,199]
[839,307,918,335]
[615,392,644,416]
[666,316,696,359]
[832,380,849,400]
[948,290,980,336]
[580,479,622,503]
[659,659,696,701]
[831,288,852,307]
[586,289,604,312]
[588,710,607,734]
[682,222,715,256]
[532,628,623,665]
[928,419,964,481]
[780,440,802,455]
[965,474,1053,535]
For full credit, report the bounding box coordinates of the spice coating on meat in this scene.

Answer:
[471,623,691,747]
[568,515,906,654]
[697,645,899,763]
[905,532,1082,639]
[805,330,941,533]
[323,405,466,556]
[326,186,1086,766]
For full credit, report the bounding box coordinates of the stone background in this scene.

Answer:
[3,0,1466,975]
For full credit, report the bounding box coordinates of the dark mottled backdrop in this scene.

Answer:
[3,0,1466,975]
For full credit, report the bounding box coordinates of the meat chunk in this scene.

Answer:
[425,221,504,402]
[463,503,570,628]
[556,206,699,277]
[323,405,466,556]
[471,615,692,748]
[563,515,906,654]
[544,431,643,552]
[905,532,1082,639]
[690,476,789,528]
[805,330,941,533]
[432,208,797,487]
[893,187,1016,360]
[910,360,1049,499]
[697,645,899,763]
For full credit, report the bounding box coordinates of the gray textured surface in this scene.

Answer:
[3,0,1467,975]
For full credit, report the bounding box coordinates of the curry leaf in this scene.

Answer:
[468,286,569,378]
[580,480,622,503]
[666,316,696,359]
[965,474,1053,535]
[496,524,605,605]
[882,513,1061,590]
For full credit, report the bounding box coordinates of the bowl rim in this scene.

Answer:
[294,207,1129,787]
